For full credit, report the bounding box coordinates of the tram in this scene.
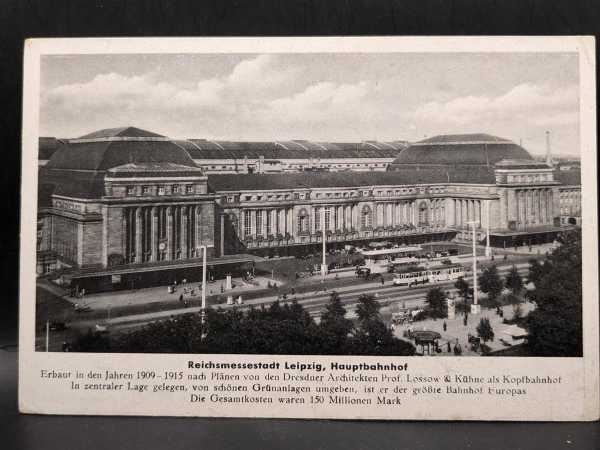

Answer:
[358,245,422,274]
[392,264,464,287]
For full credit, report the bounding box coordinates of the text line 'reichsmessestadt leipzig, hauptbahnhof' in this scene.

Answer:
[36,127,581,292]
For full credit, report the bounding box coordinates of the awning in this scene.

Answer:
[69,254,258,279]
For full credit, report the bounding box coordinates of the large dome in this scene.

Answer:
[45,127,198,171]
[391,133,532,167]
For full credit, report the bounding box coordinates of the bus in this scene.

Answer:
[392,264,465,287]
[358,245,422,273]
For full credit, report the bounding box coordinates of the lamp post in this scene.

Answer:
[466,220,480,314]
[485,200,491,258]
[199,245,208,324]
[321,210,327,280]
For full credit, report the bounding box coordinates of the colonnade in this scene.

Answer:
[513,188,553,229]
[123,205,203,263]
[240,207,294,238]
[237,200,448,241]
[452,198,485,228]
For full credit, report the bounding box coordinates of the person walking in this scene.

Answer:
[443,321,447,332]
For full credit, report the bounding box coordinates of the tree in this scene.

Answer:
[526,231,582,356]
[72,329,111,352]
[527,258,545,286]
[351,294,415,356]
[319,292,353,354]
[505,265,523,295]
[476,317,495,343]
[454,276,472,314]
[355,294,381,325]
[425,287,447,319]
[478,265,504,306]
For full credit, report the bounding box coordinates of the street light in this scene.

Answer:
[466,220,481,314]
[199,245,208,324]
[485,200,491,258]
[321,208,328,280]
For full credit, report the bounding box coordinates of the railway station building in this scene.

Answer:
[36,127,581,292]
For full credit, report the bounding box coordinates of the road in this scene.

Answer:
[37,262,531,351]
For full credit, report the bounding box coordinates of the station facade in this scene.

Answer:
[37,128,581,291]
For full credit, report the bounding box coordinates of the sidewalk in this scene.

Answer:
[64,275,287,310]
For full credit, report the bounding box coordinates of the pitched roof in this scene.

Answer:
[45,139,198,171]
[393,134,531,166]
[107,162,205,177]
[416,133,512,145]
[208,167,496,192]
[554,169,581,186]
[77,127,165,139]
[495,159,551,170]
[186,139,405,160]
[39,168,106,201]
[38,137,64,160]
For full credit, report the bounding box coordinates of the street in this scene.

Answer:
[36,262,531,351]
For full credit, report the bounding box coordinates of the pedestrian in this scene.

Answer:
[443,321,447,332]
[447,342,451,353]
[381,276,385,286]
[179,293,183,303]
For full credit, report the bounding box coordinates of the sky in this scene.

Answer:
[40,52,580,156]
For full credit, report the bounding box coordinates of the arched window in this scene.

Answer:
[297,208,309,234]
[418,201,429,226]
[361,205,373,230]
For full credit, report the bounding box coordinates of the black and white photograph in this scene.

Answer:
[33,47,584,359]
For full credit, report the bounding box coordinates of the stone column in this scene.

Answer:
[277,209,283,234]
[542,190,548,224]
[287,208,293,235]
[412,201,418,225]
[135,207,143,263]
[150,207,158,261]
[181,206,188,259]
[456,200,460,226]
[166,206,173,260]
[546,189,551,223]
[251,209,256,236]
[195,205,202,249]
[219,212,225,256]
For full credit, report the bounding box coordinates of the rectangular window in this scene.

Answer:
[172,185,180,194]
[186,185,194,194]
[314,208,321,231]
[266,212,272,235]
[256,212,263,235]
[294,193,300,200]
[142,186,150,195]
[126,186,135,196]
[324,207,331,230]
[244,210,252,237]
[158,186,165,196]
